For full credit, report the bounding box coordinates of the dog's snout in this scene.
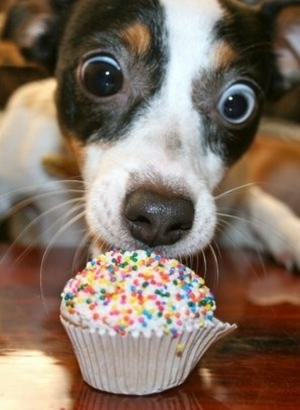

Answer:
[124,188,194,247]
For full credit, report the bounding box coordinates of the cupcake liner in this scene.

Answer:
[61,316,236,395]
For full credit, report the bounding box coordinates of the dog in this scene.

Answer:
[1,0,300,270]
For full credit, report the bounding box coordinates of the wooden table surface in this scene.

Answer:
[1,244,300,410]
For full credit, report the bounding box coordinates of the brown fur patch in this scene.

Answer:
[60,128,85,169]
[0,41,25,66]
[121,23,151,55]
[213,41,237,69]
[42,154,80,178]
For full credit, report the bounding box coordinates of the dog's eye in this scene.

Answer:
[217,83,257,125]
[80,54,123,97]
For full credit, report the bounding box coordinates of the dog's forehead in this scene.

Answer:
[147,0,223,33]
[160,0,223,28]
[158,0,224,94]
[66,0,225,48]
[120,0,223,55]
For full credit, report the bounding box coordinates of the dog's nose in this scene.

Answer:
[124,188,194,247]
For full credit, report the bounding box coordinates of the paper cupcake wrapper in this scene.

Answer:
[61,317,236,395]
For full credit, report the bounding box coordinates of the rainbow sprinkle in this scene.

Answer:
[60,250,215,338]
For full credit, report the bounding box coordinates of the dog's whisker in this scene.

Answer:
[199,249,207,279]
[0,178,83,202]
[17,198,84,247]
[214,182,257,201]
[8,205,85,269]
[0,187,85,229]
[69,231,91,274]
[240,41,272,55]
[89,234,109,256]
[212,239,222,259]
[217,210,295,248]
[39,209,87,313]
[179,250,194,271]
[206,244,220,287]
[0,198,85,266]
[216,214,270,279]
[42,207,87,259]
[193,252,202,276]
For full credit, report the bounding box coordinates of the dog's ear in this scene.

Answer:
[262,0,300,97]
[1,0,76,73]
[42,152,81,179]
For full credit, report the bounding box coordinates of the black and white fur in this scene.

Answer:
[1,0,300,268]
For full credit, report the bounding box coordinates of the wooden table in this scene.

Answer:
[1,244,300,409]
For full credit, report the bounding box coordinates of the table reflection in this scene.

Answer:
[0,349,73,410]
[74,380,229,410]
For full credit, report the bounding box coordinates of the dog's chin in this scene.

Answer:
[88,232,213,260]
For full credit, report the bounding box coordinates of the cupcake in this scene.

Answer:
[60,249,236,395]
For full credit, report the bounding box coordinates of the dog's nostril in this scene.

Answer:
[124,188,194,247]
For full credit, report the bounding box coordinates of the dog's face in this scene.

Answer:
[20,0,298,257]
[52,0,300,257]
